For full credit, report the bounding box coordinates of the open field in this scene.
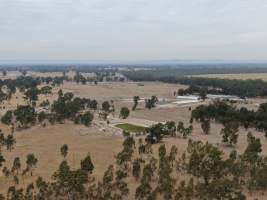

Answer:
[0,122,124,192]
[61,81,182,101]
[1,113,267,199]
[192,73,267,81]
[0,74,267,199]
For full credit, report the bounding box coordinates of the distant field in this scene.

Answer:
[115,123,147,133]
[192,73,267,81]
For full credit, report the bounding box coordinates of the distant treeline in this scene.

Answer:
[174,77,267,98]
[123,70,267,97]
[1,63,267,74]
[122,67,267,80]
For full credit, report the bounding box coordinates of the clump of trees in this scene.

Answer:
[72,70,125,85]
[177,85,208,100]
[1,105,37,129]
[1,91,96,129]
[145,96,158,109]
[80,153,94,174]
[0,130,16,153]
[1,110,13,125]
[75,111,94,126]
[182,139,246,199]
[120,107,130,119]
[201,119,210,135]
[0,75,67,104]
[145,121,193,143]
[51,91,95,125]
[145,123,167,143]
[102,101,111,112]
[39,99,50,107]
[14,105,36,128]
[24,87,39,104]
[132,96,140,111]
[191,100,267,137]
[39,86,52,95]
[5,134,16,151]
[177,121,193,138]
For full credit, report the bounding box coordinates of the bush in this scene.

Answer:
[1,111,13,125]
[38,111,47,123]
[120,107,130,119]
[75,112,94,126]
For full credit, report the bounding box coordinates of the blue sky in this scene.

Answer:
[0,0,267,61]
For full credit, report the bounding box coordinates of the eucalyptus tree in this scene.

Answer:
[221,122,239,146]
[24,87,39,103]
[26,154,38,176]
[201,119,210,135]
[132,96,140,111]
[102,101,111,112]
[120,107,130,119]
[5,134,16,151]
[0,154,5,168]
[11,157,21,176]
[0,133,5,153]
[132,159,141,180]
[186,140,224,185]
[80,153,94,174]
[60,144,69,159]
[145,96,158,109]
[1,110,13,125]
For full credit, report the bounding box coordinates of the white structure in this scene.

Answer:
[207,94,243,101]
[173,94,244,105]
[174,95,201,105]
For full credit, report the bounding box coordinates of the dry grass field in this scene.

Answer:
[0,75,267,199]
[0,80,184,192]
[0,123,123,192]
[61,81,182,101]
[192,73,267,81]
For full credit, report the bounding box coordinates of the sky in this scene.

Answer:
[0,0,267,62]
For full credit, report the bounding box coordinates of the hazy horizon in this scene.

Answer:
[1,59,267,66]
[1,0,267,61]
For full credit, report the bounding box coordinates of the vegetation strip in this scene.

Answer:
[115,123,147,133]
